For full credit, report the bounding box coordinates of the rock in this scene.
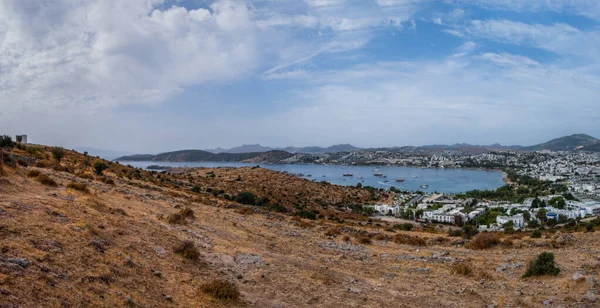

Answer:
[586,276,598,288]
[582,291,597,302]
[543,299,553,306]
[348,287,361,294]
[496,262,523,272]
[432,251,449,258]
[572,272,585,282]
[7,258,30,268]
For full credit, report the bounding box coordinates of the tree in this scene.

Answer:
[51,147,65,162]
[235,191,257,205]
[462,225,478,239]
[522,252,560,278]
[557,214,568,224]
[523,211,531,222]
[536,209,547,223]
[92,160,109,175]
[0,135,14,148]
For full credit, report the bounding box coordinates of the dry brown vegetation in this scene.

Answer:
[66,182,89,193]
[200,279,240,303]
[465,232,502,250]
[0,145,599,307]
[393,233,427,246]
[36,173,57,186]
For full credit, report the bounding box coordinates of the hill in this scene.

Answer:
[242,150,295,163]
[116,150,262,162]
[524,134,600,151]
[204,144,362,154]
[0,145,599,306]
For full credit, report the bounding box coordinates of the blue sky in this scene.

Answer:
[1,0,600,152]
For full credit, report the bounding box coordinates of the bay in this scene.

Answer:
[122,161,505,193]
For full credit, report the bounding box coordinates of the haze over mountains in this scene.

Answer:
[115,134,600,162]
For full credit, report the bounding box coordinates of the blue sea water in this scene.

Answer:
[122,161,504,193]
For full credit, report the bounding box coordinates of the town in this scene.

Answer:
[367,149,600,231]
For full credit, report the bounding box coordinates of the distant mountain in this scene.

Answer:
[523,134,600,151]
[205,143,361,154]
[205,144,274,154]
[75,147,134,160]
[116,150,263,162]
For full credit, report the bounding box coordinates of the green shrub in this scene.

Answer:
[0,135,14,148]
[295,210,316,220]
[531,230,542,238]
[522,252,560,278]
[200,279,240,302]
[448,229,464,237]
[586,224,595,232]
[462,225,479,239]
[235,191,256,205]
[394,223,413,231]
[51,147,65,162]
[93,160,109,175]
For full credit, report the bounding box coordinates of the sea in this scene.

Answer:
[122,161,505,194]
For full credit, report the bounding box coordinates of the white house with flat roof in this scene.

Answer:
[496,214,524,229]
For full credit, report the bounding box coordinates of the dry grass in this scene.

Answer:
[78,173,94,180]
[166,208,195,224]
[200,279,240,303]
[465,232,501,250]
[324,227,341,236]
[37,174,57,186]
[67,182,89,193]
[451,262,473,276]
[355,235,372,245]
[173,240,201,261]
[393,234,427,246]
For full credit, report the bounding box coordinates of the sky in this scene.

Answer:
[1,0,600,153]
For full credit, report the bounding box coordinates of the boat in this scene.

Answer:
[420,184,429,189]
[396,178,405,183]
[343,173,353,177]
[383,180,389,183]
[373,168,384,177]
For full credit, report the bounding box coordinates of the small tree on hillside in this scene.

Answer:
[0,135,14,148]
[93,160,109,175]
[235,191,256,205]
[522,252,560,278]
[51,147,65,162]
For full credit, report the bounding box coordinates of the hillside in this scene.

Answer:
[117,150,262,162]
[241,150,295,163]
[524,134,600,152]
[1,144,600,307]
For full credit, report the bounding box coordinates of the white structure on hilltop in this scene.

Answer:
[15,135,27,144]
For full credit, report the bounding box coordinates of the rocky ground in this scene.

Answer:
[0,147,599,307]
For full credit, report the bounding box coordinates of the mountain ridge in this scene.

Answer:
[115,134,600,162]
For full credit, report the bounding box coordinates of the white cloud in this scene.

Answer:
[0,0,267,113]
[461,20,600,60]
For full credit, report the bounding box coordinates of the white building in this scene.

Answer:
[496,214,524,229]
[374,204,399,215]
